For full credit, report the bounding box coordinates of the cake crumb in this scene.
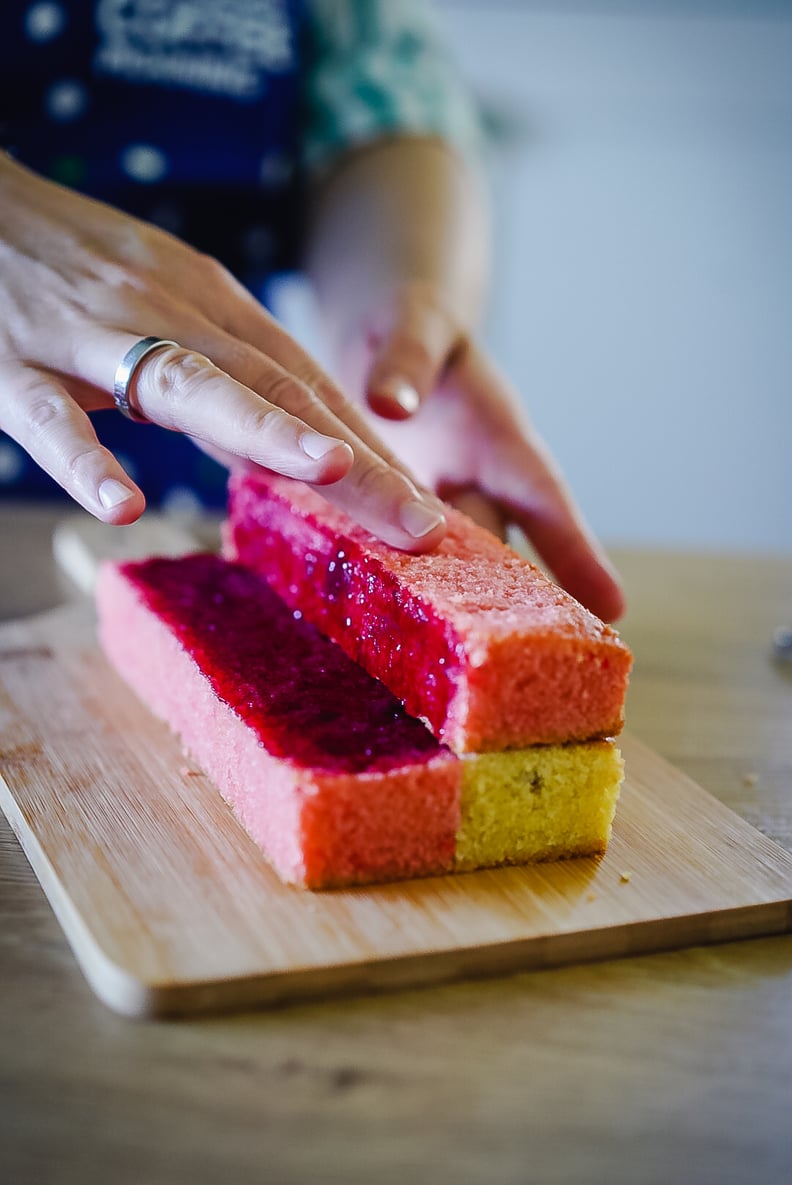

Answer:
[619,870,632,884]
[742,771,759,787]
[179,765,199,777]
[586,891,597,902]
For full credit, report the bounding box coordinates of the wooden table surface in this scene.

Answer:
[2,505,791,1185]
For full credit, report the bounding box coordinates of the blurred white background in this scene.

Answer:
[437,0,792,553]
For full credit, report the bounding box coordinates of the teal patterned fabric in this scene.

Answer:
[302,0,483,172]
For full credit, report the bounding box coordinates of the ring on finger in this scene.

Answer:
[113,336,180,423]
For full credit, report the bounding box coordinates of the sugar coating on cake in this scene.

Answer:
[97,555,459,889]
[225,472,632,752]
[457,741,624,872]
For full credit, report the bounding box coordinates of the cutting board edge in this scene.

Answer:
[0,771,155,1019]
[4,756,790,1020]
[80,902,792,1019]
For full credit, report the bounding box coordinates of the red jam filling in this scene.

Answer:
[122,554,442,775]
[229,484,467,738]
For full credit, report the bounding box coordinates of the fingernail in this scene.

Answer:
[98,478,136,509]
[377,381,420,416]
[300,431,345,460]
[400,499,446,539]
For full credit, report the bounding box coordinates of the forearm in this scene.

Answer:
[305,136,491,350]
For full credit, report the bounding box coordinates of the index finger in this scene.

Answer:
[80,324,447,553]
[201,329,448,552]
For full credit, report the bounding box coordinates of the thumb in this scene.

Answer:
[365,294,459,421]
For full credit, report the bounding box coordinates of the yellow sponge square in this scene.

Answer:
[456,741,624,871]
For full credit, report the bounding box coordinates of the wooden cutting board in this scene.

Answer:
[1,516,791,1019]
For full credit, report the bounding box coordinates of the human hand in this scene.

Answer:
[337,281,626,622]
[0,156,446,552]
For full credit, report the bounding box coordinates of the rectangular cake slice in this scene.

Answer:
[456,741,623,872]
[225,473,632,753]
[98,555,459,889]
[97,555,623,889]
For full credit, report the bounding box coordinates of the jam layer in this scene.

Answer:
[117,554,442,776]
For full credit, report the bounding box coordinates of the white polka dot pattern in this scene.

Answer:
[0,442,26,485]
[120,144,169,184]
[25,1,66,43]
[45,79,88,121]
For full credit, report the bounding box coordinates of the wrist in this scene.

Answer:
[307,136,490,348]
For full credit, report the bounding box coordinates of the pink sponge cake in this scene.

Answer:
[97,554,459,889]
[225,473,632,753]
[97,555,625,889]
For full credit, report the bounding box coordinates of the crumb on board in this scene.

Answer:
[742,771,759,787]
[586,891,597,902]
[179,765,199,777]
[619,871,632,884]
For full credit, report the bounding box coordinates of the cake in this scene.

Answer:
[225,473,632,753]
[455,741,623,872]
[97,554,623,889]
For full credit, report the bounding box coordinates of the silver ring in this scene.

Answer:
[113,336,180,423]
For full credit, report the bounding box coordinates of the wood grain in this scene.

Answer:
[2,587,791,1016]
